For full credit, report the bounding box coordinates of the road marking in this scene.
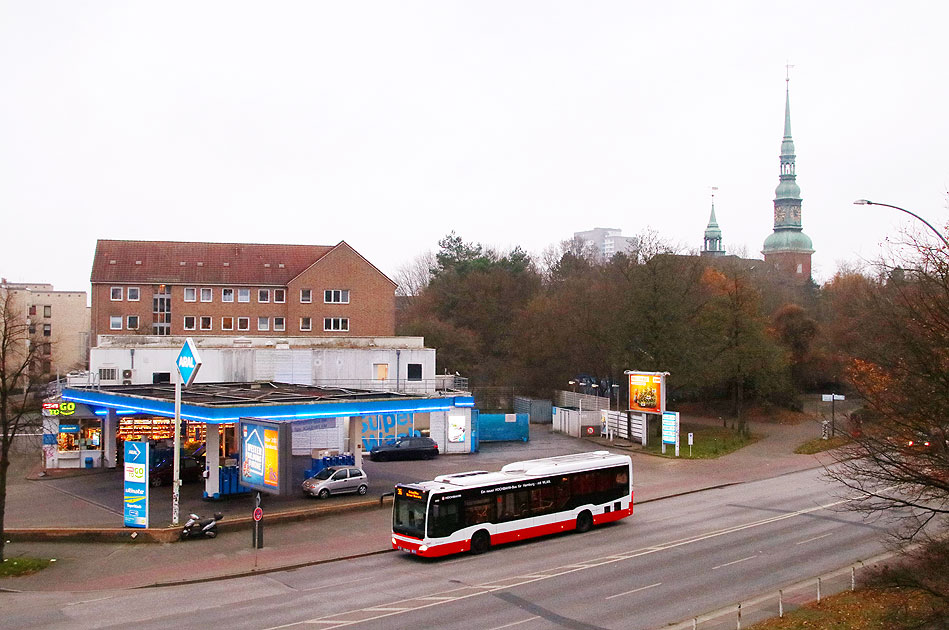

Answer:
[487,617,540,630]
[262,496,856,630]
[795,532,833,545]
[605,582,662,600]
[712,555,757,570]
[302,576,373,592]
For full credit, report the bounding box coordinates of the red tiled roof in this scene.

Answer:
[91,240,335,285]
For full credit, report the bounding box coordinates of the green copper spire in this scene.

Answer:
[702,189,726,256]
[764,76,813,257]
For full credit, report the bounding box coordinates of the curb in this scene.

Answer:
[5,495,393,544]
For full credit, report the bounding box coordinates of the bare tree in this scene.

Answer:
[0,286,47,561]
[393,250,436,298]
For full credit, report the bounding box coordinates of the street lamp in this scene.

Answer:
[853,199,949,250]
[568,380,577,392]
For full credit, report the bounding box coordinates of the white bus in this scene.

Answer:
[391,451,632,557]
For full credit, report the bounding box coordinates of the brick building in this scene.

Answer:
[90,240,396,342]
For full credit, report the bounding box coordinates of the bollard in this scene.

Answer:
[852,566,856,591]
[817,577,822,603]
[736,602,741,630]
[692,618,697,630]
[779,589,783,617]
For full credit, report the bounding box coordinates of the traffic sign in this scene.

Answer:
[253,507,263,522]
[176,338,203,388]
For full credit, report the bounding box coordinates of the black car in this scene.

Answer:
[369,436,439,461]
[150,456,203,487]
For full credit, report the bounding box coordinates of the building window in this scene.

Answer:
[127,315,139,330]
[300,289,312,303]
[324,289,350,304]
[200,316,212,331]
[324,317,349,332]
[200,288,213,302]
[127,287,140,301]
[273,317,285,331]
[274,289,286,303]
[258,316,270,331]
[44,305,52,318]
[374,363,389,380]
[152,372,171,384]
[183,316,196,330]
[407,364,423,381]
[238,288,250,303]
[28,305,36,316]
[43,324,51,336]
[300,317,312,331]
[258,289,270,303]
[153,285,172,336]
[111,287,123,301]
[237,317,250,331]
[109,317,122,330]
[28,323,36,335]
[221,317,234,331]
[184,287,197,302]
[796,263,803,274]
[222,288,234,302]
[41,343,52,356]
[99,368,118,381]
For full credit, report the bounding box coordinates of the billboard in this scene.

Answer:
[239,418,292,496]
[627,371,667,414]
[123,441,149,528]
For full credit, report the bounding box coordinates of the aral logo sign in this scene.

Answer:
[176,338,203,387]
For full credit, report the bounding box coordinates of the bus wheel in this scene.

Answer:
[470,530,491,554]
[576,511,593,533]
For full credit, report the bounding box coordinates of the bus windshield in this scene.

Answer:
[393,487,427,539]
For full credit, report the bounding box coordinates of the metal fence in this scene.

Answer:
[664,552,893,630]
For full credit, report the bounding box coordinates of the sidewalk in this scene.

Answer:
[0,414,835,592]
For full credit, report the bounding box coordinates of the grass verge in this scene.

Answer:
[748,587,941,629]
[794,434,849,455]
[0,557,52,577]
[641,422,758,459]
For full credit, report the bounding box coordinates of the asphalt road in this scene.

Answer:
[1,467,899,630]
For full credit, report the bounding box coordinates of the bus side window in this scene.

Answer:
[531,486,556,516]
[464,497,494,526]
[429,500,462,538]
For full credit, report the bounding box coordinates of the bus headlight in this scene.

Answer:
[392,537,397,546]
[419,545,428,552]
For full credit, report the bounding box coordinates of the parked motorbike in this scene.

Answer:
[180,512,223,540]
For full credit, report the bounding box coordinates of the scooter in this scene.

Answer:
[180,512,223,540]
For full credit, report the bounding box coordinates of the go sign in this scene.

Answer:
[176,338,203,387]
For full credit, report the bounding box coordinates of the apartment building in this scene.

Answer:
[90,240,397,342]
[573,228,638,261]
[0,279,90,377]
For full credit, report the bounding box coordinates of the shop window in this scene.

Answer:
[273,317,285,331]
[324,317,349,332]
[300,289,312,303]
[300,317,312,331]
[222,288,234,303]
[274,289,286,303]
[111,287,123,301]
[237,317,250,331]
[57,418,101,452]
[127,287,140,301]
[407,364,423,381]
[324,289,350,304]
[127,315,139,330]
[238,288,250,303]
[184,287,197,302]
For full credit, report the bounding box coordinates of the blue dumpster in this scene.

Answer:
[84,457,93,469]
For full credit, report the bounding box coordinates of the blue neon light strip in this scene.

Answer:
[62,388,475,424]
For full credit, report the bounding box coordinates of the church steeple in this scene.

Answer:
[763,72,814,282]
[702,187,726,257]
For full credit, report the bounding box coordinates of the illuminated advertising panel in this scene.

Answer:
[627,371,667,414]
[123,441,149,528]
[239,418,292,496]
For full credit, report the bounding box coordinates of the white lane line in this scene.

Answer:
[364,607,410,612]
[712,555,757,570]
[605,582,662,600]
[487,616,540,630]
[796,532,833,545]
[301,576,373,592]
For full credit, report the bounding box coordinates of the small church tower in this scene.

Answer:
[762,75,814,281]
[701,188,726,257]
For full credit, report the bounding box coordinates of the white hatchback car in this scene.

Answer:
[302,466,369,499]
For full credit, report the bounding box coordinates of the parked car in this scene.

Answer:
[369,436,439,461]
[302,466,369,498]
[150,456,203,487]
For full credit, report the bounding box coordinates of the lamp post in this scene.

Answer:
[854,199,949,250]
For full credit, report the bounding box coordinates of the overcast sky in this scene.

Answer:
[2,2,948,294]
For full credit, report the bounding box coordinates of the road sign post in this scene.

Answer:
[253,493,264,549]
[173,338,202,526]
[821,393,845,438]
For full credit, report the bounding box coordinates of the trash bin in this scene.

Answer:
[84,457,93,469]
